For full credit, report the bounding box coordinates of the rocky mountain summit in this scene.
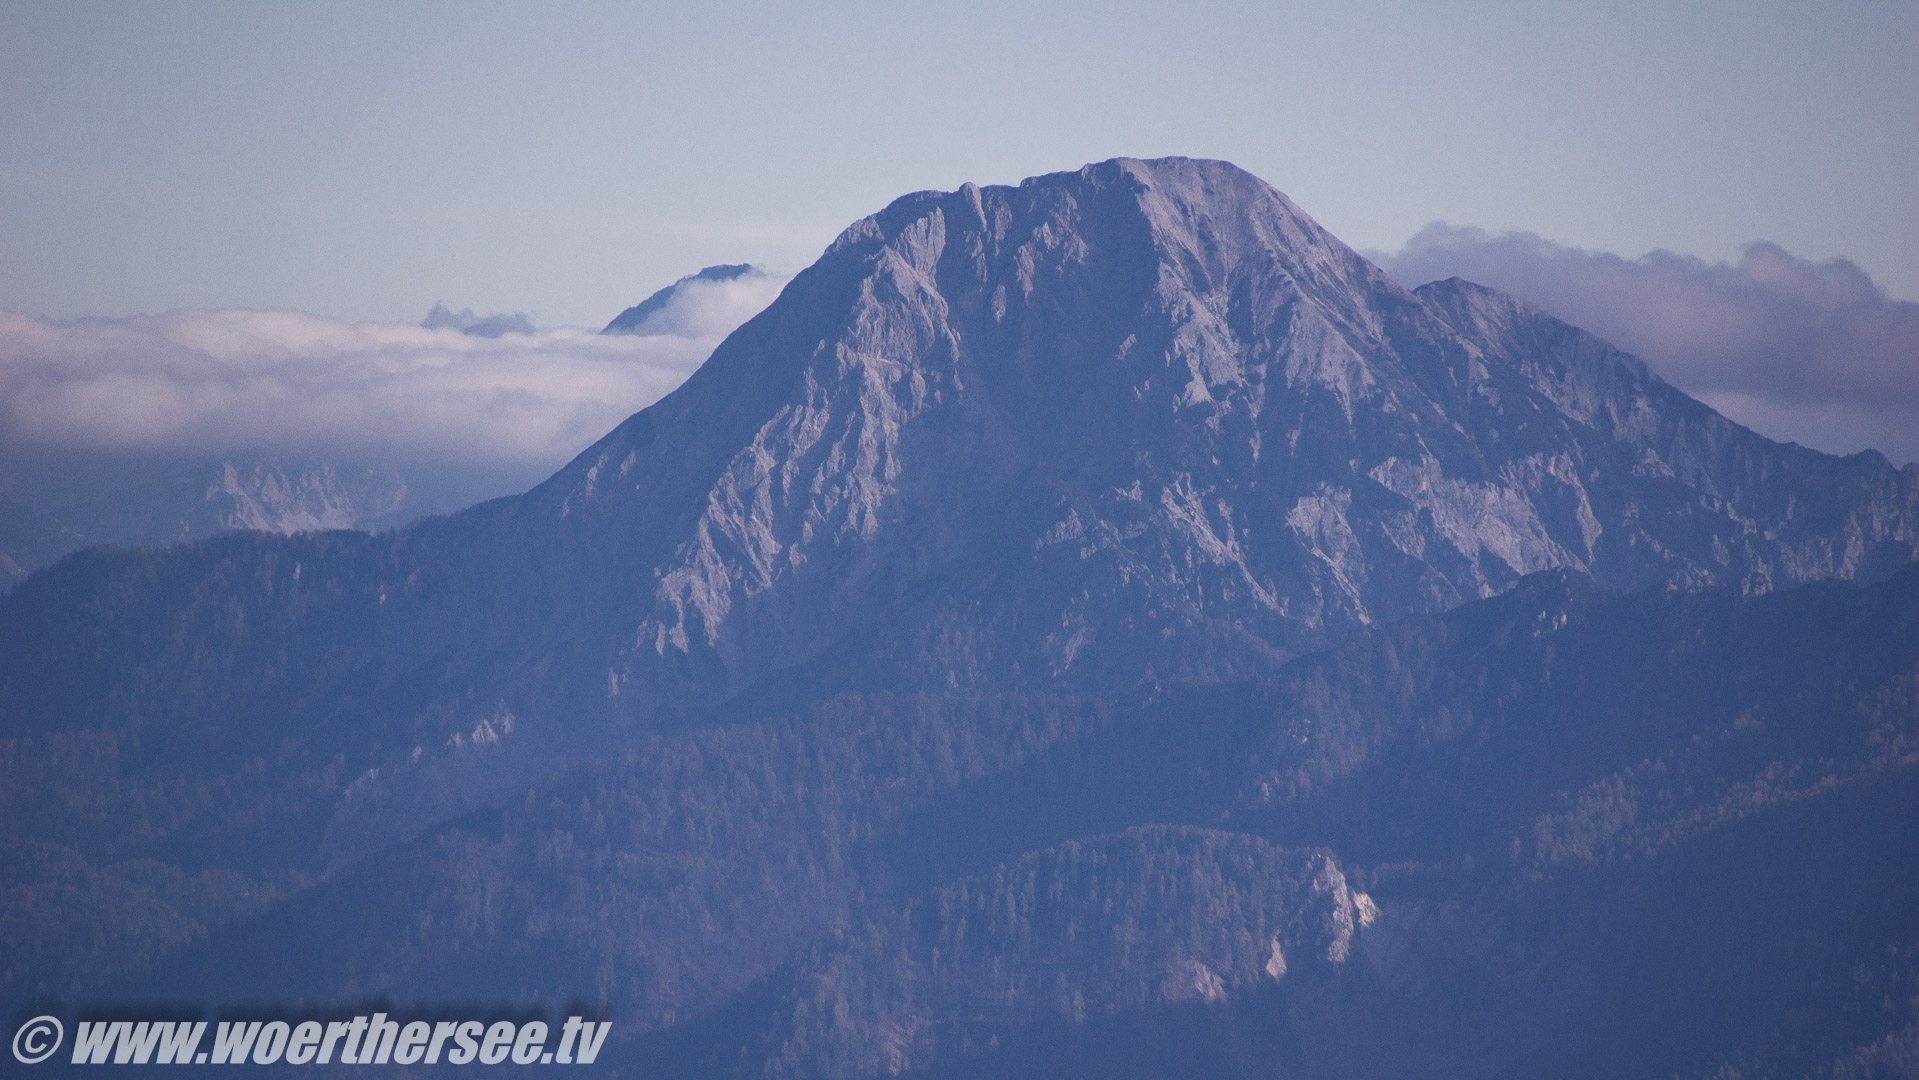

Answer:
[540,156,1919,704]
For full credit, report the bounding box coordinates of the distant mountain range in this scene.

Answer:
[4,158,1916,1078]
[421,302,538,338]
[0,451,551,589]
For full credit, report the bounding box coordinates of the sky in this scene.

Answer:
[4,1,1915,324]
[0,0,1915,466]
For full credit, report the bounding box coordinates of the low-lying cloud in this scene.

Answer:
[1374,226,1919,466]
[605,266,788,338]
[0,272,790,466]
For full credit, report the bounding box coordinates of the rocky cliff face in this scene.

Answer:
[533,157,1919,707]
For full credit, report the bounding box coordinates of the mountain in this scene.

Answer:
[63,563,1919,1079]
[575,561,1912,1080]
[604,263,765,334]
[0,492,69,584]
[0,452,548,588]
[421,302,538,337]
[4,158,1918,1077]
[545,158,1918,707]
[15,157,1917,862]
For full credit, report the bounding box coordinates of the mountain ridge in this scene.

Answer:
[5,158,1917,862]
[530,157,1919,706]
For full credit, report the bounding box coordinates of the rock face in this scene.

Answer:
[205,459,403,534]
[537,157,1919,705]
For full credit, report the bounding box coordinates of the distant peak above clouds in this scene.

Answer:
[1372,225,1919,466]
[421,302,537,338]
[0,268,792,579]
[603,263,785,337]
[0,263,787,468]
[0,309,704,465]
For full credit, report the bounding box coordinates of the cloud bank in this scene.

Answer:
[1374,227,1919,466]
[0,272,790,466]
[608,267,789,339]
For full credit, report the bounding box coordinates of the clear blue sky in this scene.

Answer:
[3,0,1914,326]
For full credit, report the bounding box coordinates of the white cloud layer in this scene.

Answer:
[1375,227,1919,465]
[0,273,790,465]
[622,272,789,339]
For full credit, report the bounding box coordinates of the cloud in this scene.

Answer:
[1374,226,1919,465]
[606,266,789,338]
[0,272,790,466]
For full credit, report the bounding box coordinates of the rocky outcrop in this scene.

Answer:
[753,827,1371,1079]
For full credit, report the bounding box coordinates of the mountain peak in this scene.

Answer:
[535,159,1919,705]
[422,301,536,337]
[843,156,1398,312]
[1415,274,1546,324]
[603,263,767,335]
